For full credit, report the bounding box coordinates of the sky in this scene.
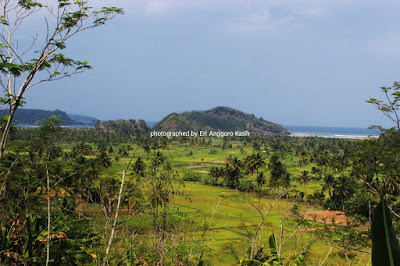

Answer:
[19,0,400,128]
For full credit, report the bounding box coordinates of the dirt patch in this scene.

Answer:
[301,210,349,225]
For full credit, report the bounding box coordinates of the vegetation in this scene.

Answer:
[95,120,150,136]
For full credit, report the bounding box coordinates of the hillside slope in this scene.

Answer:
[153,107,289,135]
[14,109,76,125]
[95,119,149,135]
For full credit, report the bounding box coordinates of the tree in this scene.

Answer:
[366,81,400,265]
[209,166,223,186]
[147,170,182,265]
[224,155,243,189]
[323,174,335,199]
[367,81,400,132]
[244,152,265,176]
[132,156,146,177]
[0,0,124,158]
[103,156,135,266]
[269,154,290,189]
[37,116,63,265]
[364,81,400,197]
[0,116,99,264]
[298,170,310,194]
[256,171,266,189]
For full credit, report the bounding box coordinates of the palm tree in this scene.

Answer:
[256,172,266,189]
[323,174,335,199]
[298,170,310,194]
[224,156,243,189]
[245,153,265,175]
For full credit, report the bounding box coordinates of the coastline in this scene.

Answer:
[289,132,378,139]
[286,125,380,139]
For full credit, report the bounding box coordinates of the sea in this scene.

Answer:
[285,125,380,139]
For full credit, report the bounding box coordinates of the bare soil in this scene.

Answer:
[301,210,349,225]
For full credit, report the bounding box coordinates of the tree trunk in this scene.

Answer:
[369,198,372,223]
[0,105,17,160]
[46,165,51,266]
[103,165,129,265]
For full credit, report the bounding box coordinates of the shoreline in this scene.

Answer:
[289,132,378,139]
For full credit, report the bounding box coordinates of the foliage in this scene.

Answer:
[367,81,400,131]
[182,172,202,182]
[235,233,305,266]
[269,154,291,189]
[371,197,400,266]
[95,119,149,136]
[0,117,103,264]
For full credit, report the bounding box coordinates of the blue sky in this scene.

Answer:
[24,0,400,128]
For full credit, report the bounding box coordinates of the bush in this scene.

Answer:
[201,175,211,185]
[306,190,325,205]
[182,173,202,182]
[238,179,256,192]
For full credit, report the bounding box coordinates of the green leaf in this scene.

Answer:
[268,233,280,263]
[197,250,204,266]
[230,245,240,262]
[371,197,400,266]
[18,0,43,10]
[290,254,305,266]
[0,15,8,25]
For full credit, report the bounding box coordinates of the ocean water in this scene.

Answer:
[285,125,380,139]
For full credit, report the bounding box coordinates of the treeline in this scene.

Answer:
[10,119,150,144]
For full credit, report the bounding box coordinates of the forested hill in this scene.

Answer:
[67,114,97,125]
[13,109,78,125]
[153,106,290,135]
[95,120,150,135]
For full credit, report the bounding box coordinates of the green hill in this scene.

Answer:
[14,109,77,125]
[67,114,97,125]
[153,107,289,135]
[95,119,149,135]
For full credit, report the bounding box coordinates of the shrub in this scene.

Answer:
[182,173,202,182]
[238,179,256,192]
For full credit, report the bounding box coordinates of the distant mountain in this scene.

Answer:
[153,107,289,135]
[14,109,76,125]
[11,108,98,126]
[67,114,97,125]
